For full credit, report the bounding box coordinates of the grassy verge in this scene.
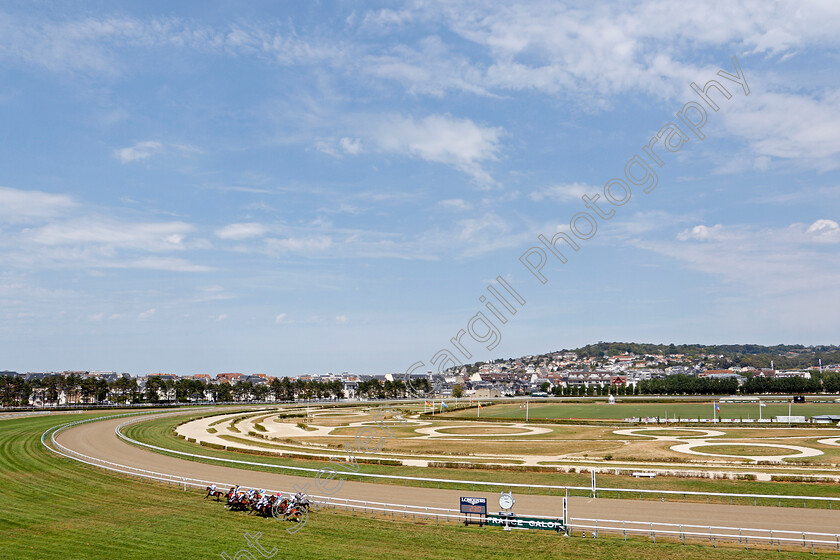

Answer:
[122,413,840,508]
[2,413,837,559]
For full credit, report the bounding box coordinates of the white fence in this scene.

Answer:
[569,518,840,552]
[42,415,840,551]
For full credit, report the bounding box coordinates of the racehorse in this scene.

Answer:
[271,496,305,522]
[252,495,278,518]
[204,486,224,501]
[225,492,251,512]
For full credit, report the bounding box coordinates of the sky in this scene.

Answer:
[1,1,839,376]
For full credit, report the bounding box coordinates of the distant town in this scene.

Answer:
[2,343,839,407]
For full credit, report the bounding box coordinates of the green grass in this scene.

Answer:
[122,413,840,507]
[2,413,838,559]
[692,445,793,457]
[443,402,840,421]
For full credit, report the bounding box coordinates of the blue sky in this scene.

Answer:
[1,1,839,376]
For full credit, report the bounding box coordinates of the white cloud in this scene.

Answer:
[5,217,212,272]
[417,211,537,258]
[138,308,156,320]
[109,257,212,272]
[354,1,840,104]
[0,186,76,223]
[113,141,201,164]
[339,137,363,155]
[275,313,287,324]
[264,235,333,253]
[335,315,349,324]
[114,141,163,163]
[215,222,269,240]
[676,224,726,242]
[722,90,840,171]
[640,219,840,297]
[436,198,472,211]
[805,219,840,243]
[371,114,503,184]
[25,220,195,251]
[0,13,341,75]
[529,182,595,202]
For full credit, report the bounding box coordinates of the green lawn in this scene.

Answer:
[6,414,837,559]
[444,402,840,421]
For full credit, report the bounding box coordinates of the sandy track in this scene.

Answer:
[56,415,840,534]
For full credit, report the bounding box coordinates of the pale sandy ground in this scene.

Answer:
[615,427,825,462]
[57,414,840,536]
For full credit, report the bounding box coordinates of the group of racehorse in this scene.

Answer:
[205,484,310,522]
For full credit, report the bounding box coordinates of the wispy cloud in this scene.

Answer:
[0,186,76,223]
[25,219,196,251]
[114,140,200,164]
[316,113,503,184]
[215,222,269,240]
[638,219,840,296]
[0,12,342,75]
[529,182,595,202]
[264,235,333,254]
[722,90,840,171]
[138,308,156,320]
[114,140,163,163]
[436,198,472,211]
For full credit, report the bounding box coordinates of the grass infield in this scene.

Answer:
[442,402,840,421]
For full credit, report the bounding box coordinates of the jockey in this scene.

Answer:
[209,483,217,494]
[285,494,299,515]
[255,493,270,510]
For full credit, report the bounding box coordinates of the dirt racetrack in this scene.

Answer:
[56,414,840,534]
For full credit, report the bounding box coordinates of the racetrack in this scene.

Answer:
[56,413,840,534]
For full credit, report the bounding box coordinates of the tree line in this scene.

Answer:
[355,378,431,399]
[0,374,346,407]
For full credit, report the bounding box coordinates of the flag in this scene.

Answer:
[477,402,482,408]
[714,402,720,412]
[441,401,449,409]
[760,403,766,407]
[424,401,431,407]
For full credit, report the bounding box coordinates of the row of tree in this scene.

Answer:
[0,374,347,407]
[637,373,840,396]
[355,378,432,399]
